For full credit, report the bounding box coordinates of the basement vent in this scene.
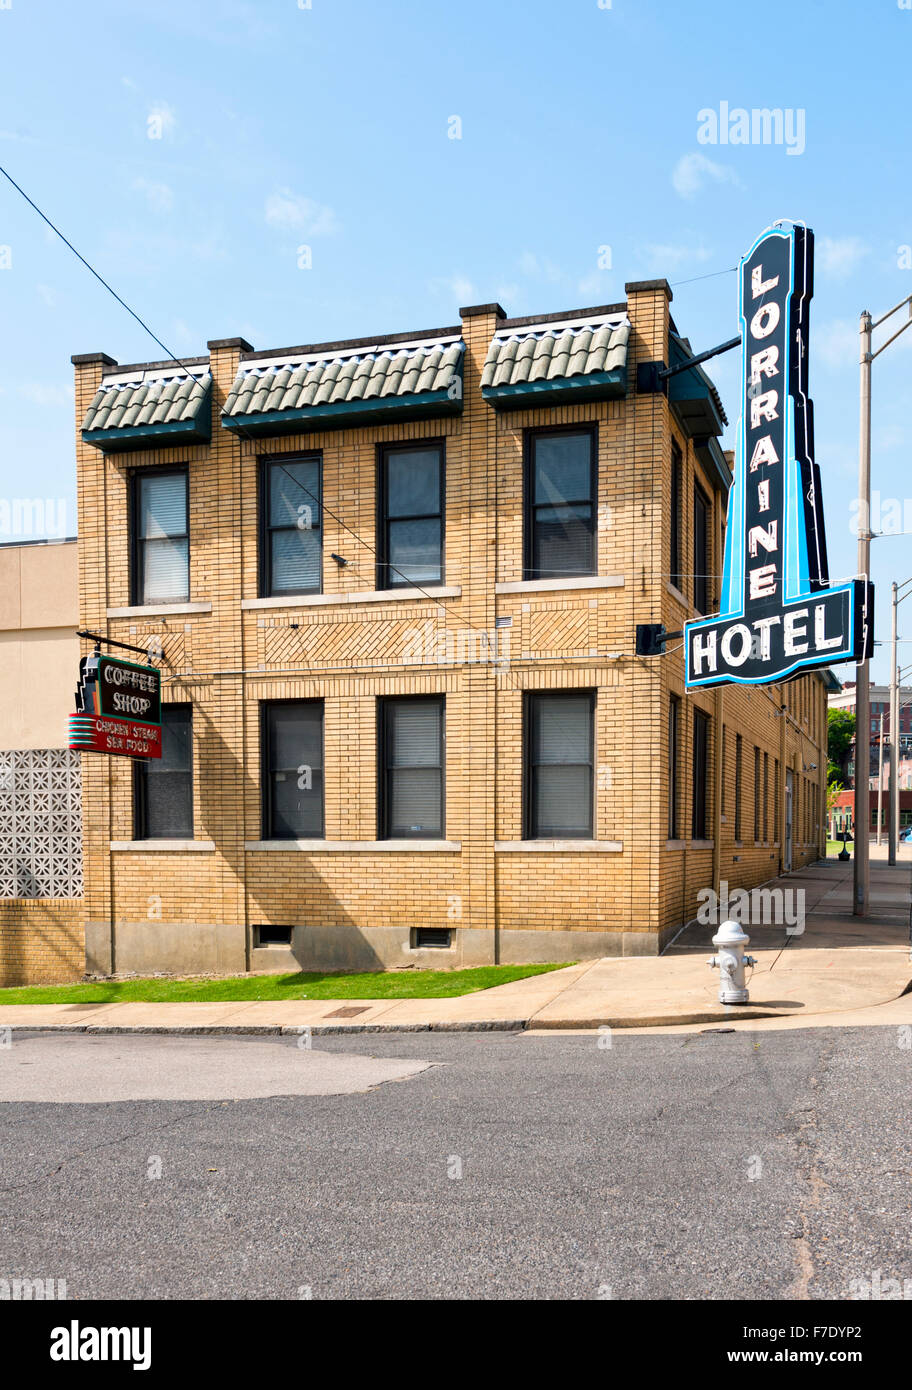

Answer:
[256,925,293,947]
[413,927,453,949]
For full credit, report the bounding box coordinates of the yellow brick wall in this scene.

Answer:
[0,899,84,985]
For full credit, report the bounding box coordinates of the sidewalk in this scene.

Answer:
[1,857,909,1035]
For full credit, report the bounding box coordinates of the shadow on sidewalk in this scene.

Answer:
[666,856,912,957]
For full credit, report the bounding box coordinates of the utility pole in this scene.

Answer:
[890,584,899,866]
[855,310,872,914]
[855,293,912,901]
[887,580,912,865]
[877,711,885,846]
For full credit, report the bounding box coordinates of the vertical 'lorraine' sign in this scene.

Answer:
[685,223,872,689]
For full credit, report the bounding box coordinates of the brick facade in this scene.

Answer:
[69,283,830,978]
[0,899,84,985]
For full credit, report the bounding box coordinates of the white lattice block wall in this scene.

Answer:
[0,749,83,899]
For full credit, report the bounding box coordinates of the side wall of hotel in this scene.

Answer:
[69,280,830,978]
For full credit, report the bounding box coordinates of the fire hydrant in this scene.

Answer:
[708,920,757,1004]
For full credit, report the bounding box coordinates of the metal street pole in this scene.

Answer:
[890,584,899,865]
[877,711,885,846]
[854,310,872,915]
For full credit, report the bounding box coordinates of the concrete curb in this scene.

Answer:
[0,1019,529,1037]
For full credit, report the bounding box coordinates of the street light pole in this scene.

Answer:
[890,583,899,866]
[886,580,912,865]
[851,292,911,908]
[855,310,872,915]
[877,711,885,846]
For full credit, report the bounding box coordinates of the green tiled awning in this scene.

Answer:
[81,373,212,452]
[222,339,465,435]
[481,317,629,408]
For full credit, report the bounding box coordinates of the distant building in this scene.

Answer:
[827,679,912,787]
[828,787,912,838]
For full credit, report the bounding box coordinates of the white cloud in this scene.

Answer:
[672,153,741,200]
[576,271,612,298]
[643,242,713,273]
[132,178,174,214]
[36,284,57,308]
[819,236,868,279]
[518,251,563,282]
[429,275,476,303]
[815,318,859,370]
[264,188,338,236]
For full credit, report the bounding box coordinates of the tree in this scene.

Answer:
[828,707,856,786]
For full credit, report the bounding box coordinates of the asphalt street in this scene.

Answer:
[1,1027,910,1300]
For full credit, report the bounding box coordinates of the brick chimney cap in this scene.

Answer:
[624,279,673,300]
[207,337,254,352]
[71,352,117,367]
[459,303,506,320]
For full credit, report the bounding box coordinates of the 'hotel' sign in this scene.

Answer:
[685,223,872,688]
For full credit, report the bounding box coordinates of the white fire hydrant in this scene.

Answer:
[708,920,757,1004]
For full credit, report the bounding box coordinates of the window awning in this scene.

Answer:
[481,317,629,409]
[667,332,728,439]
[81,373,212,452]
[222,339,464,435]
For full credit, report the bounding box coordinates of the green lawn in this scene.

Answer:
[826,839,853,855]
[0,962,571,1006]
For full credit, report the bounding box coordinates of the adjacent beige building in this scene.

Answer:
[0,538,78,748]
[0,538,85,984]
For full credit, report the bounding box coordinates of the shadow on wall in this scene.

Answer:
[113,697,387,973]
[0,899,85,986]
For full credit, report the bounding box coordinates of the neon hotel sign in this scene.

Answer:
[685,224,872,689]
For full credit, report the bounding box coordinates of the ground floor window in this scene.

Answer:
[134,705,193,839]
[261,700,324,838]
[525,691,594,839]
[379,696,444,839]
[692,710,710,840]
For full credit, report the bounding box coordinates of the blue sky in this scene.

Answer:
[0,0,910,680]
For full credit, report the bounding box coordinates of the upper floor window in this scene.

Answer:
[670,440,683,592]
[261,456,322,597]
[132,469,189,606]
[379,696,444,838]
[134,705,193,839]
[525,428,596,581]
[693,483,710,615]
[668,694,681,839]
[261,700,324,839]
[378,444,443,588]
[525,691,594,839]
